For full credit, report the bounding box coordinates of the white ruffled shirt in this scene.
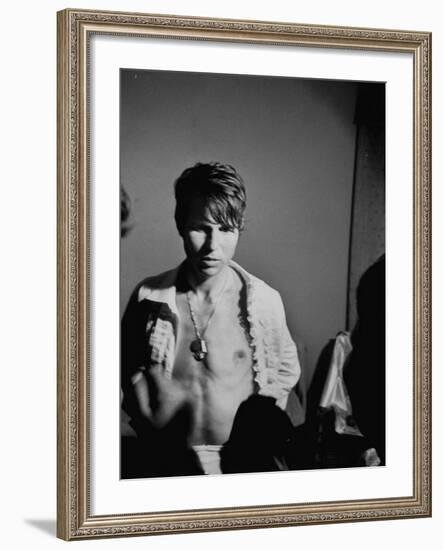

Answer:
[130,261,301,410]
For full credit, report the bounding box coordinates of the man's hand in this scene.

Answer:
[125,366,203,477]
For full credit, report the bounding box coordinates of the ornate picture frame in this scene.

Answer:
[57,8,431,540]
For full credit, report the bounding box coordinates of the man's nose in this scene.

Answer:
[206,228,220,250]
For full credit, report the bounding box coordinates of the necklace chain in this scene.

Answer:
[186,270,230,360]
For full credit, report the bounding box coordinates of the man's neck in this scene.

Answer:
[186,264,232,302]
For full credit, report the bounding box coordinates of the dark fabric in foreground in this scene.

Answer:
[121,395,311,478]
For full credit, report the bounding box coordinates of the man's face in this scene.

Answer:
[181,198,240,280]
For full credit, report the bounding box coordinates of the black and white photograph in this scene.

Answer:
[119,69,386,479]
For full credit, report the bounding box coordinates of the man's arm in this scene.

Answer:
[121,292,202,477]
[121,291,194,432]
[274,294,301,411]
[253,286,301,410]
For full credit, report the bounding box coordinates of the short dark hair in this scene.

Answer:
[174,162,247,234]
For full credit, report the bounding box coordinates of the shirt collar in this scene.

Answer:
[137,260,253,316]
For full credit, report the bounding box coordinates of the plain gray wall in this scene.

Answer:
[120,69,358,386]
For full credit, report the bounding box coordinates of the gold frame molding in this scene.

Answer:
[57,8,432,541]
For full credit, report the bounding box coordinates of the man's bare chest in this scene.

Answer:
[173,289,253,383]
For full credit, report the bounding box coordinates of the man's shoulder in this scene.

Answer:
[231,262,282,304]
[138,267,178,289]
[250,275,281,303]
[132,266,179,302]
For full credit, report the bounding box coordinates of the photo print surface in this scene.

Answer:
[119,68,385,479]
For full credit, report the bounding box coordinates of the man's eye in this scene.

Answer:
[220,225,234,233]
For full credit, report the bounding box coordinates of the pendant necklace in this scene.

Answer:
[186,272,230,362]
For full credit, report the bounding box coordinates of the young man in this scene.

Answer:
[121,162,301,477]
